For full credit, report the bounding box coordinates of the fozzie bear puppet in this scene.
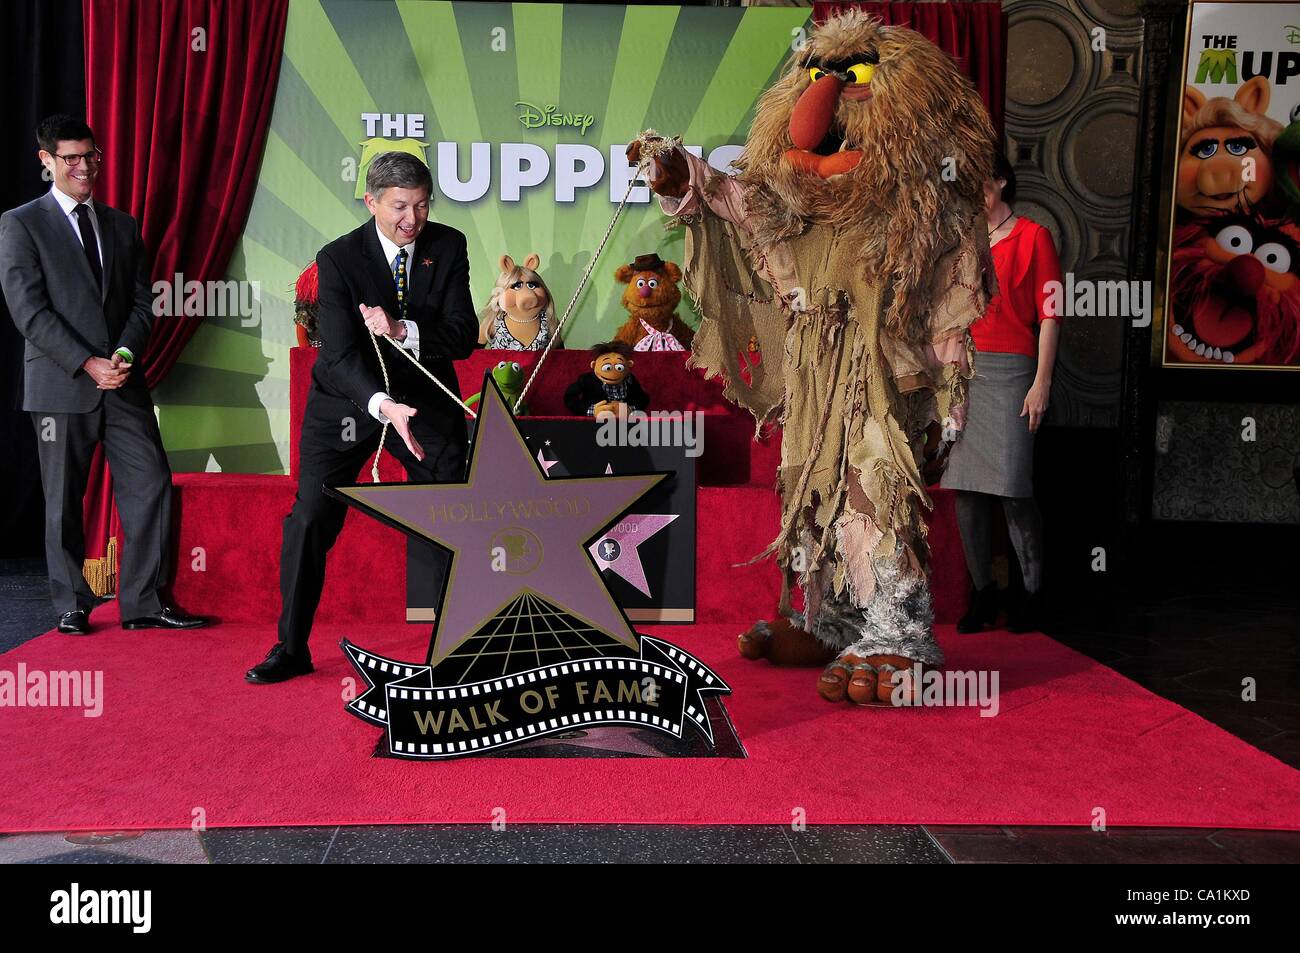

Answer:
[613,253,694,351]
[629,11,996,706]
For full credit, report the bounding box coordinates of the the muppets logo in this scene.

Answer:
[516,101,596,136]
[353,110,741,203]
[1194,35,1300,85]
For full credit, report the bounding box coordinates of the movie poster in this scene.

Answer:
[1163,0,1300,369]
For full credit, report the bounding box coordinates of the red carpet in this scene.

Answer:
[2,606,1297,832]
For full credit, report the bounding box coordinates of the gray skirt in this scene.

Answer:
[941,351,1037,498]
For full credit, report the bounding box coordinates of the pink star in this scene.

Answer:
[589,514,678,596]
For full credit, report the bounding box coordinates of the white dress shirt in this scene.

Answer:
[50,185,134,363]
[367,221,422,422]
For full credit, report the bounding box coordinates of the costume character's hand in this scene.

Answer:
[626,138,689,199]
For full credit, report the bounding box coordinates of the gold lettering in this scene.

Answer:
[593,681,613,704]
[413,710,445,735]
[617,681,642,705]
[520,689,543,714]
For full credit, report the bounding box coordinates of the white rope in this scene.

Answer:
[513,131,681,414]
[368,330,478,482]
[371,129,678,478]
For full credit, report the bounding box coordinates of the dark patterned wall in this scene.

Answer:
[1152,402,1300,524]
[1004,0,1142,427]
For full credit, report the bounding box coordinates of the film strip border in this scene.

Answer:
[339,636,730,760]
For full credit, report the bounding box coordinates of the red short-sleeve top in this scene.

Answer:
[969,216,1064,357]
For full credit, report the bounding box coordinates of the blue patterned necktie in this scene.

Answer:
[393,248,408,321]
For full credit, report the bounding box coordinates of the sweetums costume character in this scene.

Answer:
[630,11,995,705]
[478,253,564,350]
[563,342,650,417]
[613,253,694,352]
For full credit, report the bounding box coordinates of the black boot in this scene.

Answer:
[957,584,999,633]
[1007,589,1044,633]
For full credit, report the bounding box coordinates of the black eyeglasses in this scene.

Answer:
[52,148,104,168]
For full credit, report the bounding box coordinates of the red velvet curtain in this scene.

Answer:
[812,1,1007,140]
[79,0,289,595]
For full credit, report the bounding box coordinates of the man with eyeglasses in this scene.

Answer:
[0,114,206,636]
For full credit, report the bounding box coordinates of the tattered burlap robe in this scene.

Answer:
[667,172,991,625]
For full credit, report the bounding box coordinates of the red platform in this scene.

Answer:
[170,475,964,625]
[165,347,967,626]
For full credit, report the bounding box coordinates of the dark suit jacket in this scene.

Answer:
[0,191,154,413]
[307,218,478,446]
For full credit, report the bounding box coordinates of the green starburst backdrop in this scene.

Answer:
[154,0,810,474]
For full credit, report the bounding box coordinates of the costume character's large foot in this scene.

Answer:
[818,652,933,706]
[737,617,836,666]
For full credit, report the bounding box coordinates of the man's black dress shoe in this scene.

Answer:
[57,609,91,635]
[245,643,314,684]
[121,606,208,630]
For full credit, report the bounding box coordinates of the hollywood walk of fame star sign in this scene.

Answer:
[324,374,729,760]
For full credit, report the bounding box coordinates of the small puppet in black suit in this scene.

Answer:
[563,341,650,416]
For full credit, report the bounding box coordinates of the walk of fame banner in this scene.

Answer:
[328,376,728,759]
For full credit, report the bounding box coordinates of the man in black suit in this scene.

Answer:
[246,151,477,684]
[0,115,205,635]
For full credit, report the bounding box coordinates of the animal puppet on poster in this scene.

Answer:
[1166,211,1300,367]
[563,342,650,417]
[479,253,564,350]
[613,253,694,352]
[629,10,996,706]
[1178,77,1284,219]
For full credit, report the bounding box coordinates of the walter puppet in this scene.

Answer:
[563,342,651,417]
[629,10,996,706]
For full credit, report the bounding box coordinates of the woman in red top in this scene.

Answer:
[941,153,1062,632]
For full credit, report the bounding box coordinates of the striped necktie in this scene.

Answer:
[393,248,408,321]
